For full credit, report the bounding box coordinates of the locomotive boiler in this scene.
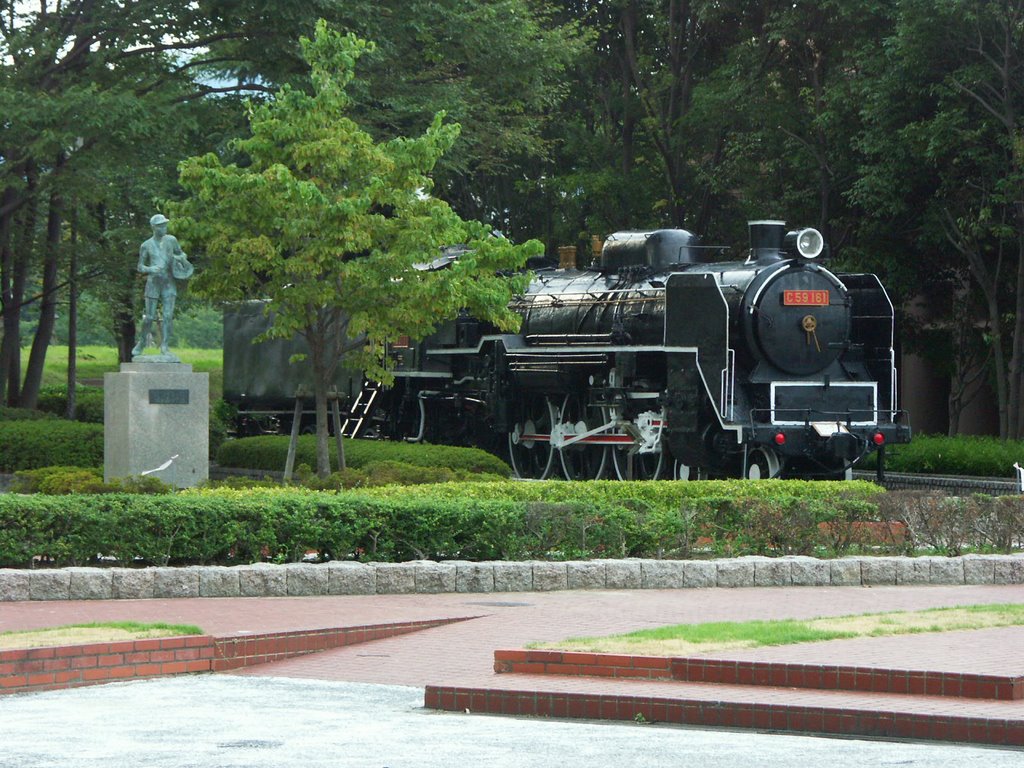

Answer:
[223,220,911,479]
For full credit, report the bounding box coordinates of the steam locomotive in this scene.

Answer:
[223,220,911,479]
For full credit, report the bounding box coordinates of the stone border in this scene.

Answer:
[2,554,1023,602]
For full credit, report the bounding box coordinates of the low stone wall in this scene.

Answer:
[2,554,1022,602]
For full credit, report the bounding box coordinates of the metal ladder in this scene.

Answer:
[340,380,381,438]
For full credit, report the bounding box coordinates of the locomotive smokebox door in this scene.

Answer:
[744,265,851,377]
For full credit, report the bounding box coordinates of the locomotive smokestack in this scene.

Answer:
[748,220,786,264]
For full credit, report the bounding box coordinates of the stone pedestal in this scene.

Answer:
[104,362,209,488]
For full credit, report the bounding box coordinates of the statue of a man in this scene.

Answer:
[132,213,194,357]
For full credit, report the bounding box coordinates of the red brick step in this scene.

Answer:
[494,649,1024,700]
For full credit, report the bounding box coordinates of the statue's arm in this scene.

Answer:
[137,244,151,273]
[168,235,187,260]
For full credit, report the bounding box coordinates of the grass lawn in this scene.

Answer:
[536,603,1024,656]
[23,345,223,400]
[0,621,205,651]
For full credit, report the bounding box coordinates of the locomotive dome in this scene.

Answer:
[600,229,703,269]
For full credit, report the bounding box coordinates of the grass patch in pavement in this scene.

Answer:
[534,603,1024,656]
[0,621,204,650]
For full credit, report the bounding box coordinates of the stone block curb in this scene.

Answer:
[2,553,1022,601]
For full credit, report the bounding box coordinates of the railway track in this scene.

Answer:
[853,470,1022,496]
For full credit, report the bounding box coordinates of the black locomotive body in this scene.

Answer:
[223,220,911,479]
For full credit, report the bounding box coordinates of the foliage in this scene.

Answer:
[0,0,359,402]
[321,0,587,233]
[0,421,103,471]
[2,480,1019,568]
[877,491,1024,555]
[36,386,105,423]
[175,23,541,477]
[303,460,509,490]
[868,434,1024,477]
[10,466,171,495]
[216,436,513,477]
[0,481,890,568]
[20,346,223,400]
[0,407,55,422]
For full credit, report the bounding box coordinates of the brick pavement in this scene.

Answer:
[3,584,1023,746]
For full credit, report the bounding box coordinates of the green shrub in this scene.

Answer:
[0,406,56,422]
[217,436,512,476]
[36,385,105,423]
[209,400,236,459]
[0,480,896,568]
[870,434,1024,477]
[0,421,104,471]
[12,466,173,495]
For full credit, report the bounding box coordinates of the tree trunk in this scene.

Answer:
[1009,203,1024,439]
[309,332,333,478]
[66,210,79,420]
[21,172,64,410]
[3,192,37,407]
[0,184,15,403]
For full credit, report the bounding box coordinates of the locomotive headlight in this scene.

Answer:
[784,228,825,260]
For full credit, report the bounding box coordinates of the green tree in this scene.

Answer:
[853,0,1024,439]
[312,0,586,248]
[175,23,540,477]
[0,0,353,408]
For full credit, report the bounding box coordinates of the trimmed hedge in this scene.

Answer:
[871,434,1024,477]
[217,435,513,476]
[0,421,104,471]
[0,480,891,567]
[11,466,171,495]
[0,407,56,422]
[36,385,105,423]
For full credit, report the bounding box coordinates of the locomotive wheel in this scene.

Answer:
[612,447,665,480]
[672,461,707,481]
[508,395,556,480]
[557,393,608,480]
[745,447,781,480]
[603,405,666,480]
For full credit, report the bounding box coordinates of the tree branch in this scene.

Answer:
[110,31,248,62]
[172,83,277,103]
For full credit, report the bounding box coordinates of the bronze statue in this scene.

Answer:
[132,214,194,358]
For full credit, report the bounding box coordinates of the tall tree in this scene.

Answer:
[175,23,540,477]
[305,0,586,247]
[853,0,1024,439]
[0,0,349,406]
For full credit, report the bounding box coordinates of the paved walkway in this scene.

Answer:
[3,584,1022,684]
[3,584,1023,746]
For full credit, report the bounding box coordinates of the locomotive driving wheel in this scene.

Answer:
[508,394,556,479]
[557,393,608,480]
[745,447,781,480]
[612,447,665,480]
[672,461,707,481]
[605,406,667,480]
